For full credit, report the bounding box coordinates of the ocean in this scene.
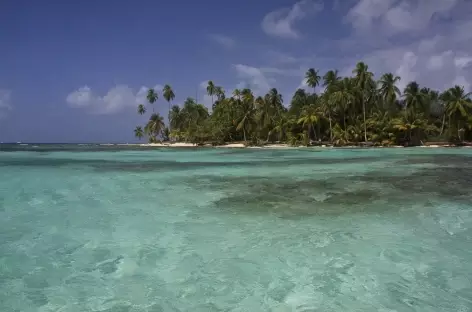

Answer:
[1,145,471,311]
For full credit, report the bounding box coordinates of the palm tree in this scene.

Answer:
[241,88,254,105]
[443,85,472,140]
[403,82,425,115]
[163,84,175,132]
[236,109,254,142]
[130,60,472,146]
[169,105,182,131]
[298,104,321,143]
[378,73,401,112]
[232,88,241,101]
[290,89,309,115]
[266,88,284,116]
[392,112,435,144]
[137,104,146,115]
[145,113,165,141]
[147,88,158,113]
[215,86,225,101]
[207,81,216,106]
[163,84,175,112]
[305,68,321,93]
[134,126,144,140]
[269,114,290,142]
[330,78,355,131]
[323,70,340,92]
[353,61,374,142]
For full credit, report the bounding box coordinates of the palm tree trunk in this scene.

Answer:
[439,114,446,136]
[343,110,346,130]
[243,126,246,142]
[363,99,367,142]
[168,101,171,133]
[329,113,333,142]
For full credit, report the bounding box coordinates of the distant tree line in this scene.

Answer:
[134,62,472,146]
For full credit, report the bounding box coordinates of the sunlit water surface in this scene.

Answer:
[1,145,472,311]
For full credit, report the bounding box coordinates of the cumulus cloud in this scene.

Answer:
[253,0,472,97]
[66,84,163,114]
[340,38,472,92]
[261,0,323,39]
[208,34,236,49]
[333,0,472,92]
[346,0,458,36]
[233,64,275,95]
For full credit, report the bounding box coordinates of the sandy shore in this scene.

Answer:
[139,142,197,147]
[138,142,295,148]
[132,142,466,149]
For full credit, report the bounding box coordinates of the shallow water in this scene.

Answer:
[1,146,472,311]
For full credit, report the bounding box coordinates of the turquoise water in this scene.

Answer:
[1,146,472,311]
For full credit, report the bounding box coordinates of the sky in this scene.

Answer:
[1,0,471,143]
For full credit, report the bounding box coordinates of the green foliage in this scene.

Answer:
[133,65,472,145]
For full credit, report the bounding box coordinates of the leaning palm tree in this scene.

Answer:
[207,81,216,106]
[147,88,158,113]
[137,104,146,115]
[305,68,321,93]
[353,61,374,142]
[134,126,144,140]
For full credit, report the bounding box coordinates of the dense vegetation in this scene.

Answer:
[134,62,472,146]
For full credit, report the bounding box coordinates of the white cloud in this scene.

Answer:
[208,34,236,49]
[454,56,472,69]
[452,76,470,92]
[199,80,209,89]
[233,64,274,95]
[341,39,472,92]
[66,84,163,114]
[297,78,310,91]
[347,0,459,36]
[337,0,472,92]
[261,0,323,39]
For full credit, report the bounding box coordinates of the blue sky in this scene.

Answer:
[1,0,471,143]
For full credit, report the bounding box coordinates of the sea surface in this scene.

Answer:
[1,144,472,311]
